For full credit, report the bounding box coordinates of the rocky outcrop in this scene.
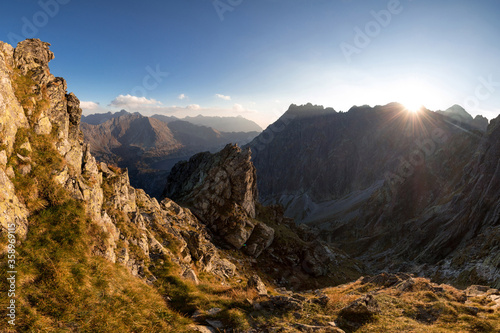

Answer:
[0,39,238,287]
[165,144,275,254]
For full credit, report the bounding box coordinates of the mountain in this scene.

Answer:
[86,112,262,133]
[81,112,260,197]
[171,114,264,133]
[1,39,499,332]
[247,103,499,288]
[436,104,489,132]
[81,109,132,125]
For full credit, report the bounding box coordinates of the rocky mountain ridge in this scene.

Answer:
[247,102,500,289]
[83,111,263,133]
[80,111,260,197]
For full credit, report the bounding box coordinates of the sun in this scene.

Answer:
[404,101,424,113]
[390,77,433,114]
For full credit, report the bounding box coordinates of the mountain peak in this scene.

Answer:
[436,104,489,131]
[444,104,472,120]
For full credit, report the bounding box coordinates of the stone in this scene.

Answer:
[189,325,216,333]
[302,243,341,277]
[19,140,32,152]
[5,166,14,178]
[311,295,330,307]
[18,164,31,175]
[14,39,55,79]
[465,285,490,297]
[261,296,303,312]
[246,274,268,296]
[294,323,345,333]
[206,308,222,316]
[396,278,416,292]
[183,268,200,285]
[16,153,31,163]
[337,295,380,331]
[205,319,223,329]
[243,222,275,258]
[35,116,52,135]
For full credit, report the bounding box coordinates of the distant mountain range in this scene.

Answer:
[81,110,261,197]
[247,102,500,288]
[82,111,263,132]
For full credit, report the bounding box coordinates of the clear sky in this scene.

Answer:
[1,0,499,127]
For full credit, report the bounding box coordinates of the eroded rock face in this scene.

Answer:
[0,41,29,154]
[0,39,238,284]
[165,144,257,218]
[165,144,270,251]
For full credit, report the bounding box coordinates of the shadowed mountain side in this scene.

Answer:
[248,103,481,220]
[246,103,500,287]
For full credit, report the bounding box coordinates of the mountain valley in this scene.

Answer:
[0,39,499,332]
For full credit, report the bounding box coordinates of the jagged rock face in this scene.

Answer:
[166,144,257,218]
[164,144,277,255]
[13,39,54,84]
[0,42,28,154]
[0,41,30,237]
[0,39,237,284]
[248,103,478,222]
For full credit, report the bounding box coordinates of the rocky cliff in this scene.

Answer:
[164,144,261,249]
[0,40,253,331]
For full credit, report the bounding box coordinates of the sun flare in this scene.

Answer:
[404,102,423,113]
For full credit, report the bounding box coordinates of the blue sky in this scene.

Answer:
[1,0,499,127]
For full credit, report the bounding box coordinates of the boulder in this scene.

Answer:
[337,295,380,331]
[246,274,268,296]
[243,222,275,258]
[183,269,200,285]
